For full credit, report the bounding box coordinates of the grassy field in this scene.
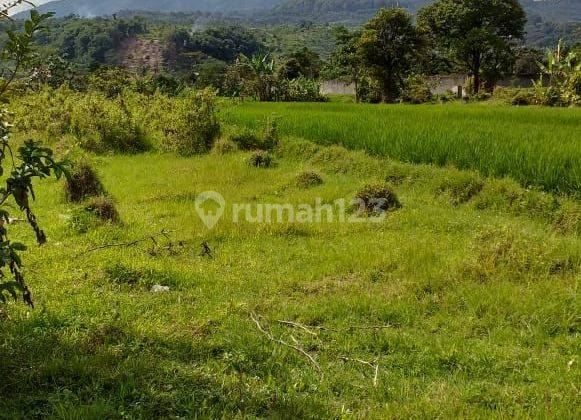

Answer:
[0,135,579,418]
[224,102,581,195]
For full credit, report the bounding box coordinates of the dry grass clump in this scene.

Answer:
[64,158,106,203]
[247,151,273,168]
[354,182,401,214]
[438,173,484,205]
[295,171,323,188]
[85,196,120,223]
[212,138,238,155]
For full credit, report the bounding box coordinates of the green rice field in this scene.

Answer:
[225,102,581,195]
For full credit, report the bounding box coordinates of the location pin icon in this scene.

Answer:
[195,191,225,230]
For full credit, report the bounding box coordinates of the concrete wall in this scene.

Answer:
[321,75,534,97]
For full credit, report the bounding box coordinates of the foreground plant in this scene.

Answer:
[0,5,67,306]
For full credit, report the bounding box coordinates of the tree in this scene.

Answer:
[417,0,526,93]
[278,47,322,80]
[357,8,426,103]
[326,26,364,102]
[0,4,67,307]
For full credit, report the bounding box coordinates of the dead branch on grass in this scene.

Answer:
[250,312,323,378]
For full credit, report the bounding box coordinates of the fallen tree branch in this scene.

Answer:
[251,312,323,378]
[340,356,380,388]
[277,320,318,336]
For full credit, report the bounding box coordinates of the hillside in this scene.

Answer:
[19,0,581,23]
[274,0,581,23]
[20,0,284,17]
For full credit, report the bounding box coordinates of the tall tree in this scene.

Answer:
[417,0,526,93]
[357,8,426,103]
[326,26,363,102]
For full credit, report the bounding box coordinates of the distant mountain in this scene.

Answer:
[17,0,581,24]
[17,0,284,18]
[274,0,580,23]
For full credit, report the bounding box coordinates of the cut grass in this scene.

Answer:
[0,136,579,417]
[224,102,581,195]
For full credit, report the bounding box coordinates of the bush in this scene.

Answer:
[87,67,134,98]
[247,151,273,168]
[12,86,75,137]
[64,158,106,202]
[227,118,278,151]
[438,173,484,205]
[227,126,262,150]
[401,74,433,104]
[212,138,238,155]
[70,92,149,153]
[295,171,323,188]
[85,196,119,223]
[354,182,401,214]
[68,196,119,233]
[261,116,280,150]
[156,89,221,156]
[492,87,534,106]
[280,77,327,102]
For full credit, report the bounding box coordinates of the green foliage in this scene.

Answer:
[491,87,535,106]
[0,7,67,307]
[278,47,322,80]
[401,74,434,104]
[358,8,426,103]
[70,91,148,154]
[151,89,221,156]
[533,40,581,106]
[418,0,526,93]
[40,15,146,71]
[224,53,326,102]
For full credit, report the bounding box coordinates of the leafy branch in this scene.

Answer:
[0,5,67,307]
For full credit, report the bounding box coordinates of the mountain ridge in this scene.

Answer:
[16,0,580,23]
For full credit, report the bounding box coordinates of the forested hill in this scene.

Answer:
[274,0,580,23]
[17,0,581,24]
[17,0,284,18]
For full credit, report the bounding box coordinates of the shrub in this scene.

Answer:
[438,173,484,205]
[64,158,106,202]
[280,77,327,102]
[87,67,134,98]
[70,92,149,153]
[227,126,262,150]
[492,87,534,106]
[157,89,221,156]
[85,196,119,223]
[247,151,273,168]
[354,182,401,214]
[212,138,238,155]
[227,118,278,151]
[401,74,433,104]
[261,116,280,150]
[295,171,323,188]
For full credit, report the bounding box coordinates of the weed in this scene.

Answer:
[295,171,323,188]
[212,138,238,155]
[247,151,273,168]
[64,158,106,203]
[354,182,401,214]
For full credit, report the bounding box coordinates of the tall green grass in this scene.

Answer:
[224,102,581,195]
